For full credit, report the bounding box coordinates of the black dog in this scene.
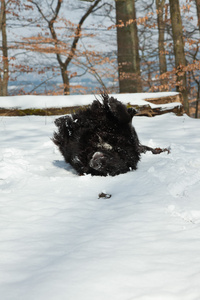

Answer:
[53,94,168,176]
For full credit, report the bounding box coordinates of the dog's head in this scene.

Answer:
[88,150,127,176]
[87,139,139,176]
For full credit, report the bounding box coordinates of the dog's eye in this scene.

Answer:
[72,156,81,164]
[97,135,113,150]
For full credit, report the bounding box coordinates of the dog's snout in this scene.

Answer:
[89,152,105,170]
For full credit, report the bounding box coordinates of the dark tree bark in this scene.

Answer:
[156,0,167,87]
[195,85,200,118]
[115,0,142,93]
[169,0,189,114]
[0,0,9,96]
[195,0,200,32]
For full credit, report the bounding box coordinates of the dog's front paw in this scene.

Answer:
[108,97,131,123]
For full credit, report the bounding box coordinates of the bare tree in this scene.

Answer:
[169,0,189,114]
[115,0,142,93]
[0,0,9,96]
[30,0,102,95]
[195,0,200,31]
[156,0,167,87]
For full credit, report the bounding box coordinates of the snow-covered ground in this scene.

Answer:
[0,93,200,300]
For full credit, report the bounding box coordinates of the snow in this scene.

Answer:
[0,92,178,109]
[0,93,200,300]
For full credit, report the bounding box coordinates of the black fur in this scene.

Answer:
[53,94,166,176]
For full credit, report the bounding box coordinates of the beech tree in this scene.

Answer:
[195,0,200,31]
[29,0,102,95]
[0,0,8,96]
[169,0,189,114]
[115,0,142,93]
[0,0,39,96]
[156,0,167,87]
[21,0,118,95]
[130,0,199,116]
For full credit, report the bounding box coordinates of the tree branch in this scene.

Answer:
[28,75,56,94]
[31,0,64,68]
[48,0,63,67]
[30,0,49,23]
[64,0,102,68]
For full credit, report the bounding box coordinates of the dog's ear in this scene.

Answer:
[54,116,64,127]
[101,93,109,106]
[127,107,138,119]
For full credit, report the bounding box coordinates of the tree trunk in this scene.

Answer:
[195,0,200,31]
[156,0,167,87]
[169,0,189,114]
[60,65,70,95]
[115,0,142,93]
[195,84,200,118]
[0,0,9,96]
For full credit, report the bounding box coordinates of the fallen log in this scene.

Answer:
[134,103,184,117]
[144,93,183,105]
[0,93,184,117]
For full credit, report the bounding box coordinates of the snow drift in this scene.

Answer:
[0,93,200,300]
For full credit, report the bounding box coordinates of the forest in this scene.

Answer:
[0,0,200,117]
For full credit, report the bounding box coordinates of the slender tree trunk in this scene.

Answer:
[156,0,167,87]
[115,0,142,93]
[0,0,9,96]
[60,64,70,95]
[195,84,200,118]
[169,0,189,114]
[126,0,142,92]
[33,0,101,95]
[195,0,200,32]
[62,0,102,95]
